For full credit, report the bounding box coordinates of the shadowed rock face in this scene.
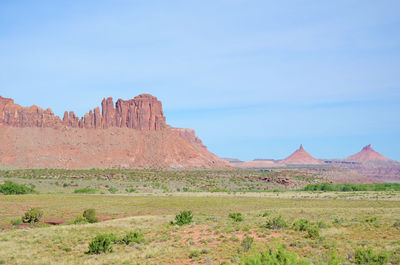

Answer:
[0,94,166,130]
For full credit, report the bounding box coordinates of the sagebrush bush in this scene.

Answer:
[0,181,35,195]
[354,247,389,265]
[306,225,320,239]
[324,249,344,265]
[83,209,98,223]
[364,216,377,223]
[228,212,244,222]
[73,216,88,224]
[108,187,118,194]
[240,245,310,265]
[22,208,43,223]
[265,215,288,230]
[87,234,116,254]
[240,236,254,252]
[174,210,193,226]
[262,211,271,217]
[292,219,310,231]
[394,220,400,228]
[120,231,144,245]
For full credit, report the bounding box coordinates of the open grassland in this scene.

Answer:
[1,194,400,264]
[0,168,322,194]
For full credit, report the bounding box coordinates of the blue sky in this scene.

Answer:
[1,0,399,161]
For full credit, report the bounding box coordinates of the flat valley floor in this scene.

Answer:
[1,192,400,264]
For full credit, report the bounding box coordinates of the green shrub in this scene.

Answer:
[240,245,310,265]
[174,210,193,226]
[189,250,200,259]
[22,208,43,223]
[265,215,288,230]
[229,212,244,222]
[83,208,98,223]
[354,248,389,265]
[73,216,88,224]
[306,225,320,239]
[262,211,271,217]
[73,187,99,194]
[60,246,72,252]
[0,181,35,195]
[393,220,400,228]
[333,218,345,225]
[240,236,254,252]
[317,220,329,229]
[304,183,400,192]
[324,249,344,265]
[364,216,377,223]
[87,233,116,254]
[11,218,22,226]
[108,187,118,194]
[292,219,310,231]
[120,231,144,245]
[125,188,136,193]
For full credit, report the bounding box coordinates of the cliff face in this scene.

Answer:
[0,94,166,130]
[0,94,228,169]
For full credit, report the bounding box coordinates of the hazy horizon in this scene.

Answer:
[1,0,399,161]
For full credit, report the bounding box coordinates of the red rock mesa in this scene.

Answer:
[0,94,228,169]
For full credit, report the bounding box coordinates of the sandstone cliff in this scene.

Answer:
[0,94,166,130]
[0,94,228,169]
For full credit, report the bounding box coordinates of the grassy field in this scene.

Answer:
[1,193,400,264]
[0,168,322,194]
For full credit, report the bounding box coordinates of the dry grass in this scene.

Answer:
[0,193,400,264]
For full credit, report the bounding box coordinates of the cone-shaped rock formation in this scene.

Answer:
[280,144,324,165]
[345,144,393,163]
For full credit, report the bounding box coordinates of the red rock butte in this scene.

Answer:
[280,144,325,165]
[0,94,228,169]
[0,94,166,130]
[345,144,392,163]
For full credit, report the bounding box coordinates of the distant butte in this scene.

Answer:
[345,144,393,163]
[280,144,325,165]
[0,94,228,169]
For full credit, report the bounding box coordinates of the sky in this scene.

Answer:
[1,0,400,161]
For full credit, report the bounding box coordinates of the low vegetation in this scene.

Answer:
[0,181,36,194]
[119,231,145,245]
[265,215,288,230]
[172,210,193,226]
[240,245,310,265]
[228,212,244,222]
[73,187,101,194]
[354,248,389,265]
[304,182,400,192]
[0,170,399,264]
[87,233,116,254]
[22,208,43,223]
